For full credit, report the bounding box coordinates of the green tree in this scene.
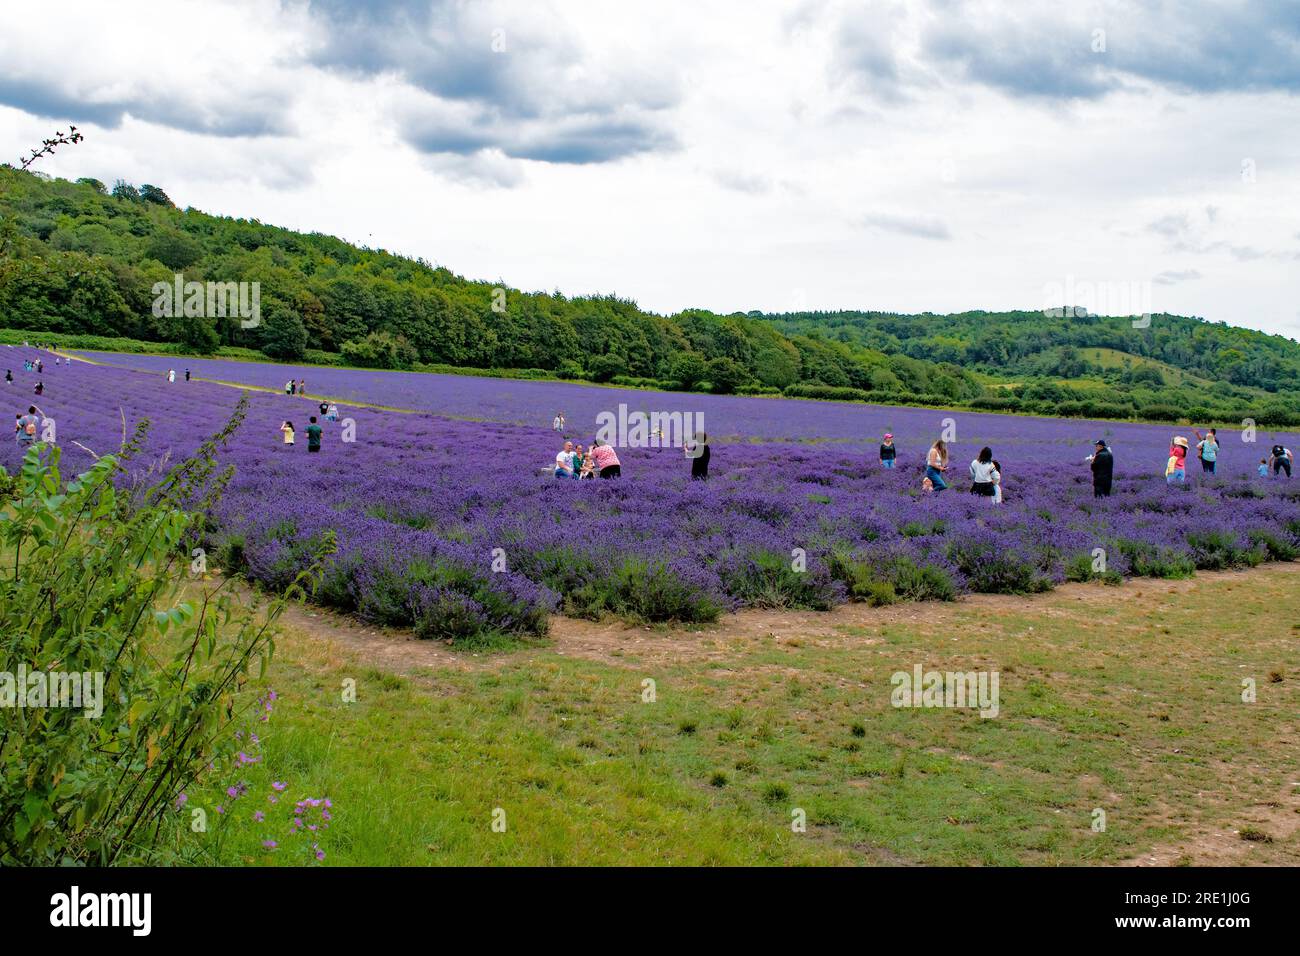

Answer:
[260,302,309,360]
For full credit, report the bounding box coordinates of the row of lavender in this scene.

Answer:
[8,348,1300,645]
[73,350,1297,471]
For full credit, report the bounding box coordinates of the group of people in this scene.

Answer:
[280,417,324,452]
[553,439,621,479]
[549,423,711,482]
[889,423,1295,503]
[165,369,191,383]
[275,398,340,452]
[286,378,307,396]
[6,355,56,396]
[916,438,1004,502]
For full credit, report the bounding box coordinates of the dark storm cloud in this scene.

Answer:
[0,77,287,138]
[834,1,1300,102]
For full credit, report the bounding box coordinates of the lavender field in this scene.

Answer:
[11,347,1300,645]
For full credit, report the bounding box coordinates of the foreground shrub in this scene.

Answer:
[0,409,324,865]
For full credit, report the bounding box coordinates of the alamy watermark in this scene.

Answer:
[1042,275,1153,328]
[152,274,260,329]
[891,664,1000,718]
[595,403,705,456]
[1,664,104,718]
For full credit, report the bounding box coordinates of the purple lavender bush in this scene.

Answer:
[10,347,1300,646]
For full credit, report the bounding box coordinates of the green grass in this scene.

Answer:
[194,565,1300,866]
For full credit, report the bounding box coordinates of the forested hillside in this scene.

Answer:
[1,166,1297,424]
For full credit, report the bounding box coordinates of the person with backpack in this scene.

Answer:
[16,405,39,444]
[1269,442,1293,478]
[1087,439,1114,497]
[1194,428,1219,475]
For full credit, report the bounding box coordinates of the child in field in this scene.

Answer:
[1166,436,1188,483]
[1259,458,1269,477]
[921,476,934,493]
[281,421,295,445]
[991,460,1003,504]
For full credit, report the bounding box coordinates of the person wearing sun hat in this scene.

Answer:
[879,432,897,469]
[1166,435,1189,484]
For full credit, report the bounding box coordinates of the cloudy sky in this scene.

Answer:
[3,0,1299,334]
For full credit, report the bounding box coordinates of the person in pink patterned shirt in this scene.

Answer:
[590,440,622,478]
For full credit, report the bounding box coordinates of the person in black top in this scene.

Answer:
[880,432,897,468]
[688,432,710,480]
[185,368,191,381]
[1088,439,1113,497]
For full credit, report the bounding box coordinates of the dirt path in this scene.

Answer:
[274,561,1300,673]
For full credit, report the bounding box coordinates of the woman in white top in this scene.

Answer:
[969,446,997,497]
[925,440,949,492]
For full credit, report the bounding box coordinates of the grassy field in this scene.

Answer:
[198,565,1300,866]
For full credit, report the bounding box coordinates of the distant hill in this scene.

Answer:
[1,166,1296,426]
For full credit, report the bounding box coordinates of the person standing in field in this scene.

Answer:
[553,412,565,433]
[167,369,175,383]
[16,406,39,445]
[1270,442,1294,478]
[991,459,1003,504]
[326,402,339,422]
[925,440,949,492]
[4,370,11,384]
[306,416,322,454]
[1166,436,1188,484]
[185,368,191,381]
[319,401,329,417]
[281,421,295,446]
[591,439,621,478]
[969,446,997,498]
[33,381,43,396]
[1194,428,1219,475]
[688,432,710,480]
[879,433,897,469]
[1258,457,1269,477]
[298,378,307,396]
[1088,439,1113,497]
[285,380,294,395]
